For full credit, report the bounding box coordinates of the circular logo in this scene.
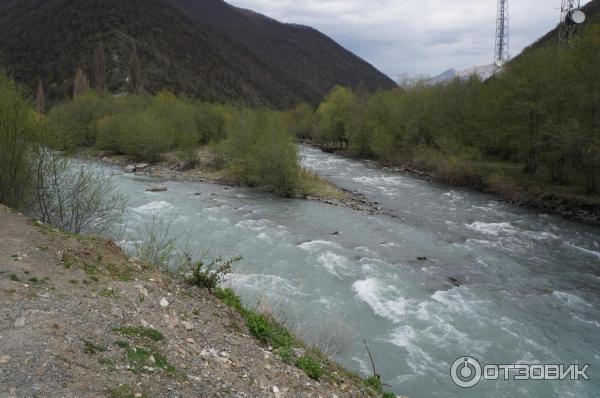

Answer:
[450,356,482,388]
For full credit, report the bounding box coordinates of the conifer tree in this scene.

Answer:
[35,78,46,113]
[73,67,90,98]
[94,40,107,95]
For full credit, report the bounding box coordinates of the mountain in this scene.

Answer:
[0,0,396,108]
[430,64,495,84]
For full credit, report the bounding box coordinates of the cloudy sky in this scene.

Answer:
[227,0,592,79]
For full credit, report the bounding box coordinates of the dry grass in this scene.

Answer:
[298,168,345,200]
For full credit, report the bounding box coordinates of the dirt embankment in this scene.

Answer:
[0,206,377,398]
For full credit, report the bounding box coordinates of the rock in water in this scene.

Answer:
[448,277,461,287]
[146,187,168,192]
[136,163,150,171]
[124,165,136,173]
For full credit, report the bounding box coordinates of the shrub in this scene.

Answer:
[31,148,126,234]
[0,72,37,210]
[47,92,115,148]
[214,288,244,311]
[114,110,172,161]
[184,254,242,290]
[296,356,323,380]
[222,110,301,195]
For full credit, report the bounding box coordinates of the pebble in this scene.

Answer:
[0,355,11,364]
[186,338,195,344]
[181,320,194,330]
[14,318,25,327]
[272,385,282,397]
[159,297,169,308]
[134,394,142,398]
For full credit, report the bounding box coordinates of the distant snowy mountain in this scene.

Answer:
[430,64,495,84]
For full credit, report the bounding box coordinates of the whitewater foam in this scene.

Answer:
[131,201,174,214]
[353,278,409,322]
[317,251,349,276]
[466,221,518,236]
[298,240,342,252]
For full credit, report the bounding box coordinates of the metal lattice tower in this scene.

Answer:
[559,0,584,43]
[494,0,510,73]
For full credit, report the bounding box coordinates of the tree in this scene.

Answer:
[73,67,90,98]
[317,86,356,148]
[35,78,46,114]
[0,72,36,210]
[128,44,143,94]
[94,40,107,95]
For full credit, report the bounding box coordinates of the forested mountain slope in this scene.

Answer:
[0,0,396,108]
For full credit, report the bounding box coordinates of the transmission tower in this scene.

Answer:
[559,0,586,44]
[494,0,510,73]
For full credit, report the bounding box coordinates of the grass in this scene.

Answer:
[112,325,165,342]
[214,288,354,384]
[125,346,176,374]
[111,324,175,376]
[298,168,345,200]
[27,276,49,285]
[83,340,107,355]
[114,340,130,349]
[297,356,323,380]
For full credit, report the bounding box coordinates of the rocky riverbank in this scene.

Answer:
[309,144,600,225]
[0,206,386,398]
[91,153,386,216]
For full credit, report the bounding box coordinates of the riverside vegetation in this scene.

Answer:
[285,24,600,216]
[45,89,342,199]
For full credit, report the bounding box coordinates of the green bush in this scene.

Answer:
[116,110,172,161]
[296,356,323,380]
[184,254,242,289]
[47,92,115,148]
[0,72,37,209]
[222,110,301,195]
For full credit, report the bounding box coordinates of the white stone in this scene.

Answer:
[181,321,194,330]
[159,297,169,308]
[14,318,25,327]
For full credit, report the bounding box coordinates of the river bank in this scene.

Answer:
[0,205,390,397]
[79,149,385,215]
[308,144,600,225]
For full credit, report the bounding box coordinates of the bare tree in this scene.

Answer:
[94,40,107,95]
[31,147,126,234]
[73,67,90,98]
[128,44,143,94]
[35,78,46,113]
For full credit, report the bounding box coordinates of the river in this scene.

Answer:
[107,145,600,397]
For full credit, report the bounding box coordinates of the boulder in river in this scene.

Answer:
[146,187,168,192]
[447,277,461,287]
[124,165,136,173]
[417,256,427,261]
[136,163,150,171]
